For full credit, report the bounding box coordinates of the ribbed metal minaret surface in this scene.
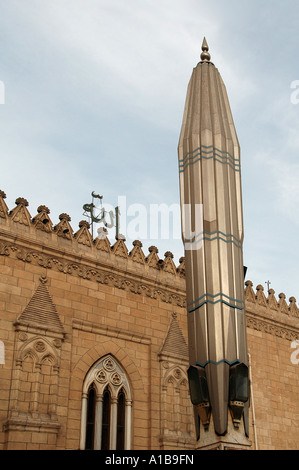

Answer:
[178,38,249,439]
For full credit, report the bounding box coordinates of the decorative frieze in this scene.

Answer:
[0,237,187,309]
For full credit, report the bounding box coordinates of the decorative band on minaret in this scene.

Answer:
[178,38,250,439]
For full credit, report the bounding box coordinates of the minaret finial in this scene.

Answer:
[200,37,211,62]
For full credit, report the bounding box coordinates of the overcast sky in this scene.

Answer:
[0,0,298,300]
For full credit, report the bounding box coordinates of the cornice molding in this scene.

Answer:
[245,310,299,341]
[0,232,186,309]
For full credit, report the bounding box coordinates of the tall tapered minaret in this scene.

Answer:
[178,39,251,450]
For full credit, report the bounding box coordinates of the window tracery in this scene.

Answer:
[80,355,132,450]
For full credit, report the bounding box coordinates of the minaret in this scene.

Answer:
[178,38,251,450]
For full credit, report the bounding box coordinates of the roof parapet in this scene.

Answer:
[0,190,185,276]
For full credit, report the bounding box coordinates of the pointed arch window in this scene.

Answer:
[101,386,111,450]
[85,384,96,450]
[116,388,126,450]
[80,355,132,450]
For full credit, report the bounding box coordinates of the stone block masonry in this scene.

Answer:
[0,191,298,450]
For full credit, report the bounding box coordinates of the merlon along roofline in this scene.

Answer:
[0,190,185,277]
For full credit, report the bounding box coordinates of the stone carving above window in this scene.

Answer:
[103,357,116,372]
[84,355,129,398]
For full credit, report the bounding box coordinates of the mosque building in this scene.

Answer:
[0,40,298,451]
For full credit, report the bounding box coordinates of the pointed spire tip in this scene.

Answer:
[200,37,211,63]
[202,37,208,50]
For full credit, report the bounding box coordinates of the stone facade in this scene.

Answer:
[0,191,298,450]
[245,281,299,450]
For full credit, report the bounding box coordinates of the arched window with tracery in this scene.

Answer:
[85,383,96,450]
[101,385,111,450]
[116,388,126,450]
[80,355,132,450]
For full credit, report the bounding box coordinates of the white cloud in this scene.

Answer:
[0,0,299,297]
[1,0,221,129]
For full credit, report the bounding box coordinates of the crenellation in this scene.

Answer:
[0,191,8,219]
[245,280,299,319]
[289,296,299,317]
[278,292,289,315]
[32,206,53,233]
[73,220,93,247]
[9,197,31,228]
[0,190,187,274]
[53,213,73,240]
[129,240,146,265]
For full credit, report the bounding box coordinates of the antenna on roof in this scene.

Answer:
[265,280,271,292]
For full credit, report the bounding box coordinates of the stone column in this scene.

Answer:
[94,395,103,450]
[110,397,118,450]
[125,399,132,450]
[79,392,88,450]
[30,363,41,417]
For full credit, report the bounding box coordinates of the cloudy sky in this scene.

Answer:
[0,0,298,300]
